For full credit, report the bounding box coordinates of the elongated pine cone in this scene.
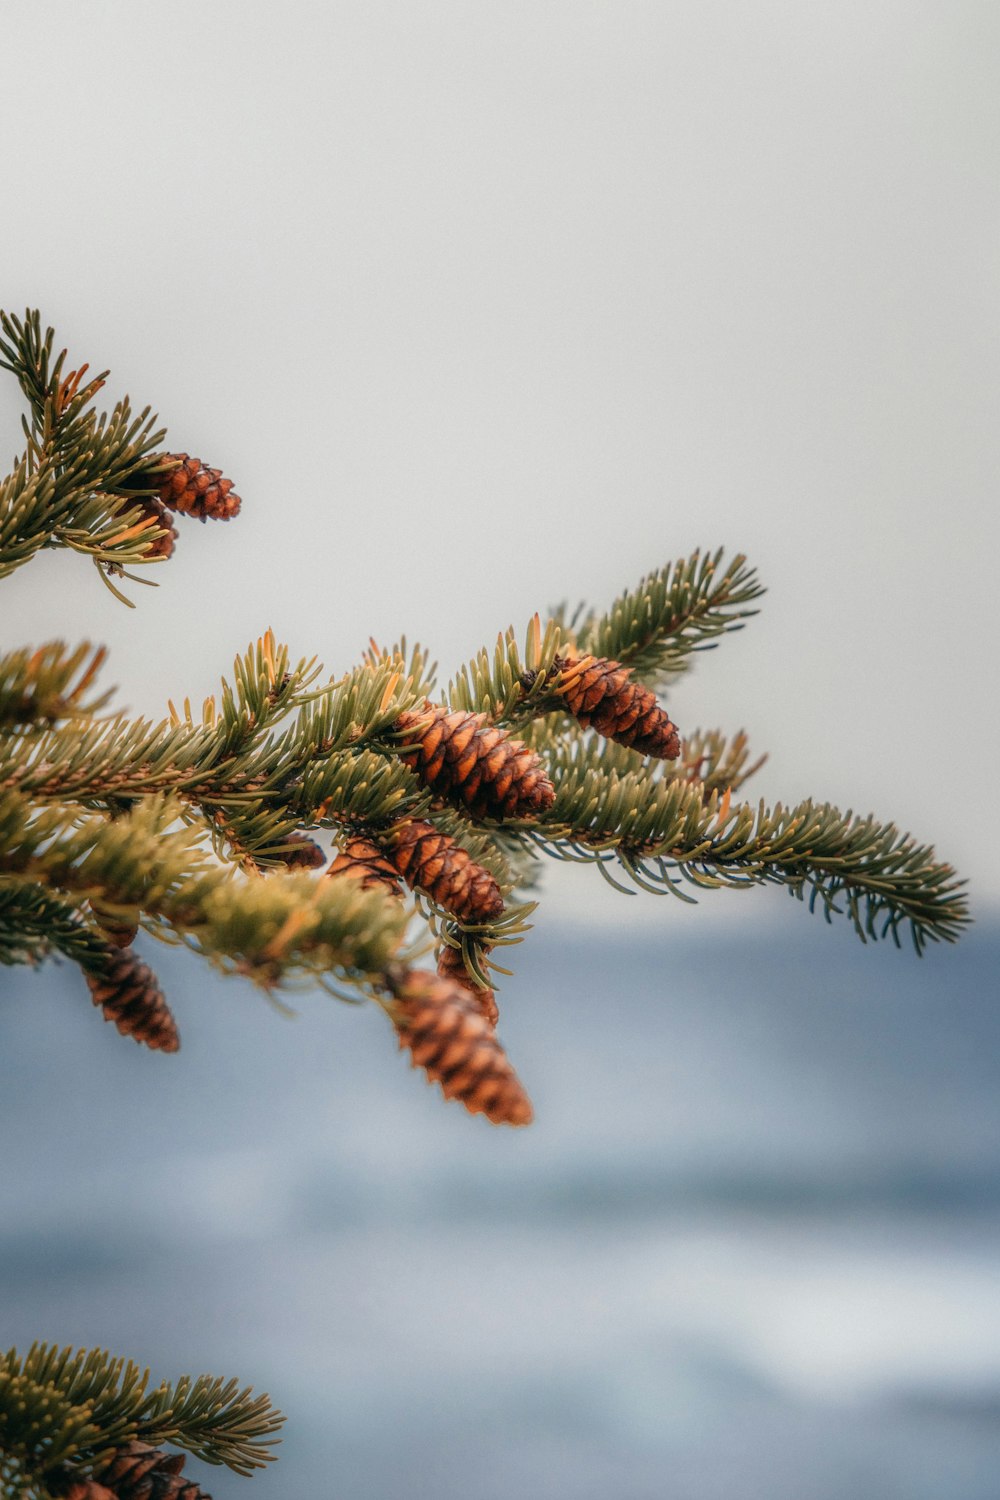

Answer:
[85,949,180,1052]
[155,453,241,521]
[386,819,503,923]
[327,834,404,896]
[436,940,500,1029]
[272,832,326,869]
[555,654,681,759]
[95,1441,208,1500]
[395,703,554,820]
[390,969,532,1126]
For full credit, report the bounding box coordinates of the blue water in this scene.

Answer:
[2,911,999,1500]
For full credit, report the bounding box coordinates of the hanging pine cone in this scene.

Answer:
[154,453,241,522]
[327,834,405,896]
[385,819,503,923]
[89,897,140,949]
[553,654,681,759]
[94,1441,208,1500]
[395,704,554,820]
[84,949,180,1052]
[271,832,326,870]
[436,940,499,1029]
[389,968,532,1126]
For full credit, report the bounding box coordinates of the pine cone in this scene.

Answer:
[85,949,180,1052]
[554,654,681,759]
[385,820,503,923]
[395,704,554,820]
[96,1441,208,1500]
[436,940,499,1029]
[390,968,532,1126]
[58,1482,117,1500]
[131,496,177,559]
[327,834,404,896]
[89,897,140,949]
[271,832,326,870]
[154,454,241,522]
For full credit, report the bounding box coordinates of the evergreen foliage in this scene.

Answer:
[0,311,970,1492]
[0,1344,282,1498]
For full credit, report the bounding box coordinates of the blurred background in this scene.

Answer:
[4,918,1000,1499]
[2,3,998,1496]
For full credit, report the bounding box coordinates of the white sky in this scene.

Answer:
[2,1,997,926]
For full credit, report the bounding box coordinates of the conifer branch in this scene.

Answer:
[0,1343,282,1497]
[568,547,765,684]
[0,643,112,729]
[0,309,970,1103]
[0,307,974,1495]
[0,883,110,972]
[673,725,768,799]
[527,765,966,952]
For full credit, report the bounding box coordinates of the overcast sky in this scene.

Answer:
[2,1,997,927]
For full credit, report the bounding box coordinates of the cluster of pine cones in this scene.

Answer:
[319,671,681,1127]
[123,453,241,562]
[88,453,685,1128]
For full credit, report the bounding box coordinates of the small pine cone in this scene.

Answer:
[272,832,326,870]
[386,820,503,923]
[89,898,140,949]
[327,834,404,896]
[555,654,681,759]
[131,496,177,559]
[96,1442,209,1500]
[390,968,532,1126]
[155,453,241,522]
[85,950,180,1053]
[436,941,499,1029]
[396,704,554,820]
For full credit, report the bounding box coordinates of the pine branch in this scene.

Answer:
[448,614,566,720]
[0,311,170,590]
[526,740,967,950]
[0,884,110,972]
[0,1343,282,1495]
[0,644,112,730]
[0,306,975,1499]
[446,551,760,732]
[672,725,768,799]
[0,311,970,1129]
[0,310,75,418]
[138,1375,283,1474]
[568,547,765,685]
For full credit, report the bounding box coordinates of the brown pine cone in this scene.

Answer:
[390,968,532,1126]
[89,897,140,949]
[57,1482,117,1500]
[385,820,503,923]
[436,940,499,1029]
[271,832,326,870]
[395,703,554,820]
[327,834,404,896]
[554,654,681,759]
[85,949,180,1052]
[96,1441,208,1500]
[155,453,241,522]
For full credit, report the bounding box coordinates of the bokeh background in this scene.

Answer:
[2,4,999,1497]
